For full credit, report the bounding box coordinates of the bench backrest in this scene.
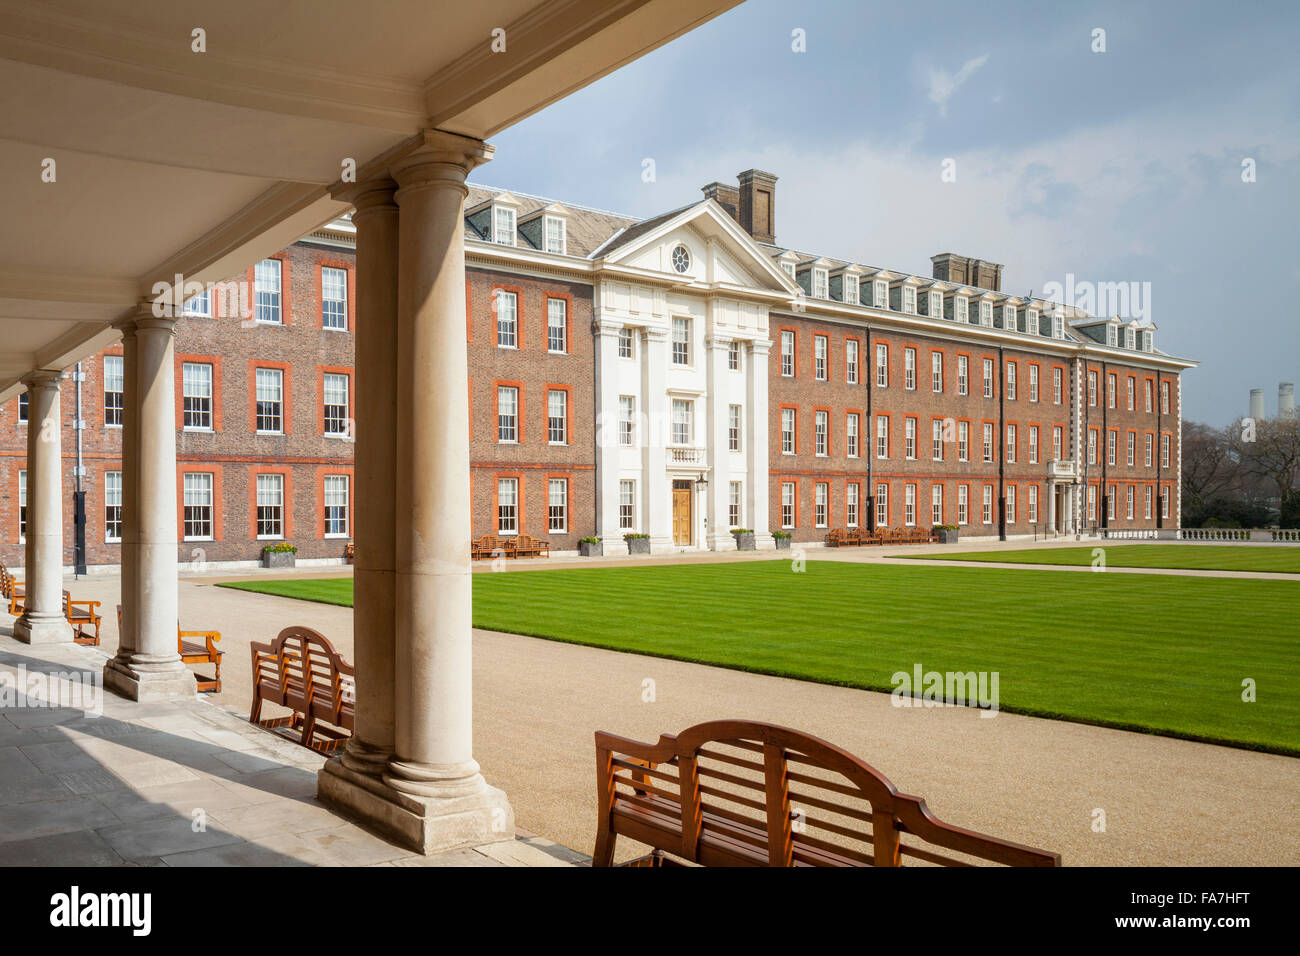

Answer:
[597,719,1059,867]
[251,626,354,714]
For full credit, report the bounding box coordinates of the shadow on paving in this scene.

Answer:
[0,641,404,867]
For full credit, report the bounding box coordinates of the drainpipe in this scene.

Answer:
[997,346,1006,540]
[73,360,87,577]
[864,326,874,532]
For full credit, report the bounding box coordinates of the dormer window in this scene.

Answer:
[979,301,993,327]
[813,267,829,299]
[1141,330,1153,352]
[1053,314,1065,339]
[955,296,968,323]
[543,215,566,255]
[493,205,516,245]
[1001,304,1016,330]
[1026,309,1039,335]
[1106,324,1117,347]
[902,286,916,314]
[843,274,859,305]
[781,260,796,279]
[1124,326,1136,350]
[874,279,889,308]
[928,291,942,319]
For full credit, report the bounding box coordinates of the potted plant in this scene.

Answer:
[262,541,298,568]
[933,524,959,544]
[624,532,651,555]
[772,530,792,550]
[731,528,756,551]
[578,535,603,557]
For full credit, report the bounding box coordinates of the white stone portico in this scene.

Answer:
[592,202,795,552]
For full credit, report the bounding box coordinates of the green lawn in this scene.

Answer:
[220,562,1300,754]
[912,544,1300,574]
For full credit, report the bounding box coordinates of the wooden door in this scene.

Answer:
[672,480,692,546]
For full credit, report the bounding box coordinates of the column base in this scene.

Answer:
[13,615,74,644]
[318,757,514,855]
[102,659,197,702]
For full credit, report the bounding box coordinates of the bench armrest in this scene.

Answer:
[181,629,222,656]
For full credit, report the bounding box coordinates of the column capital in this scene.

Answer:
[705,334,734,350]
[391,129,494,194]
[334,176,398,216]
[592,318,626,338]
[19,369,63,390]
[135,314,179,335]
[643,327,669,343]
[749,337,774,355]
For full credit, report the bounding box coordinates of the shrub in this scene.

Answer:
[262,542,298,554]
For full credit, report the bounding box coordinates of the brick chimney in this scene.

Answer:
[931,252,1003,292]
[701,181,740,221]
[737,169,778,244]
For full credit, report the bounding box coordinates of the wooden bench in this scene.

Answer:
[506,533,549,559]
[344,541,355,564]
[471,534,503,560]
[115,605,223,693]
[249,626,354,753]
[64,590,102,646]
[594,719,1060,867]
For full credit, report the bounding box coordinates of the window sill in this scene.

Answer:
[105,538,122,544]
[256,535,284,541]
[184,537,214,543]
[256,431,284,437]
[324,533,349,539]
[183,427,213,433]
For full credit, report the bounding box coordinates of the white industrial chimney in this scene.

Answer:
[1249,388,1266,421]
[1280,382,1296,420]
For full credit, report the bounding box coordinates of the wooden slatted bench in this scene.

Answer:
[506,533,549,558]
[471,534,503,560]
[249,626,354,753]
[594,719,1060,867]
[115,605,223,693]
[64,590,102,646]
[344,541,355,564]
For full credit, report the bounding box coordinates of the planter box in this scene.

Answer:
[625,537,651,555]
[579,541,603,558]
[262,551,296,569]
[773,537,791,550]
[732,532,756,551]
[936,529,959,544]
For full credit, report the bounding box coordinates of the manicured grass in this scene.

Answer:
[913,544,1300,574]
[220,562,1300,754]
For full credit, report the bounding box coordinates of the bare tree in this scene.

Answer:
[1182,421,1238,516]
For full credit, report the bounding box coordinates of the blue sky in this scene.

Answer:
[482,0,1300,424]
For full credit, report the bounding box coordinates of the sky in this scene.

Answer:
[479,0,1300,425]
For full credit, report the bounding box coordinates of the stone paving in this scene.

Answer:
[0,634,579,867]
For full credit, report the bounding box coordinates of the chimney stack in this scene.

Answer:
[931,253,1004,292]
[1250,388,1266,421]
[701,181,740,222]
[737,169,778,245]
[1281,382,1296,420]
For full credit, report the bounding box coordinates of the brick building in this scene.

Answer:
[0,170,1194,569]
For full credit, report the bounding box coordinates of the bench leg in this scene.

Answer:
[249,691,263,726]
[592,825,616,867]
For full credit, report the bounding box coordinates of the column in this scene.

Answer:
[319,131,512,855]
[747,339,772,546]
[1045,479,1056,534]
[105,312,195,699]
[705,333,730,550]
[14,371,72,644]
[341,178,399,776]
[593,319,623,543]
[642,328,670,552]
[114,321,138,665]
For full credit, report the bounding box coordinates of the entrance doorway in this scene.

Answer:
[672,480,692,546]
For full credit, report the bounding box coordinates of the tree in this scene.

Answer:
[1235,416,1300,522]
[1181,421,1238,520]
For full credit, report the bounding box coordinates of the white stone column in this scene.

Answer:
[340,178,399,776]
[321,131,511,855]
[1045,479,1056,534]
[14,371,72,644]
[747,339,772,546]
[642,327,670,551]
[593,319,624,543]
[114,321,139,663]
[705,333,731,550]
[106,313,195,699]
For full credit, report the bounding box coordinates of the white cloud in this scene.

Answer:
[927,53,989,117]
